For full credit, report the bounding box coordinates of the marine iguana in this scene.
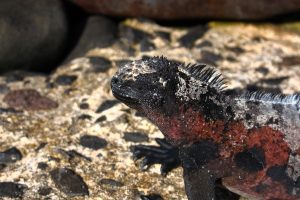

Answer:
[111,56,300,200]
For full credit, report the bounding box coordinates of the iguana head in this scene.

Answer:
[111,56,226,116]
[111,56,228,144]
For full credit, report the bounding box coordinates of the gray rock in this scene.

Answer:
[0,182,27,198]
[0,0,68,71]
[123,132,149,143]
[0,147,22,164]
[80,135,108,150]
[50,168,89,197]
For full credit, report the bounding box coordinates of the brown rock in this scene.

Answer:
[71,0,300,20]
[3,89,58,110]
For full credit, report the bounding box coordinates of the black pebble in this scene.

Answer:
[255,66,269,75]
[35,142,47,152]
[0,147,22,164]
[0,182,27,198]
[226,46,245,54]
[80,135,108,150]
[78,114,92,121]
[140,194,163,200]
[95,115,107,123]
[195,40,213,48]
[179,25,208,48]
[100,178,124,188]
[79,103,89,109]
[38,187,52,196]
[119,25,153,44]
[37,162,48,170]
[123,132,149,143]
[50,168,89,197]
[199,50,222,65]
[55,75,77,86]
[96,100,119,113]
[88,56,112,73]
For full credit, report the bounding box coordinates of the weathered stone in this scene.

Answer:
[96,100,119,113]
[71,0,300,20]
[3,89,58,110]
[0,182,27,198]
[99,178,124,188]
[38,187,52,196]
[140,193,164,200]
[179,25,208,48]
[0,147,22,164]
[50,168,89,197]
[54,75,77,86]
[80,135,108,150]
[88,56,112,73]
[123,132,149,143]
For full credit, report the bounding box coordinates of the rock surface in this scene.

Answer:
[0,182,27,198]
[0,18,300,199]
[71,0,300,20]
[50,167,89,197]
[0,0,68,72]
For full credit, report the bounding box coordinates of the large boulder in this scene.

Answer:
[0,0,68,72]
[64,15,117,62]
[70,0,300,20]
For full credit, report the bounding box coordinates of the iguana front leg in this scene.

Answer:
[131,138,180,176]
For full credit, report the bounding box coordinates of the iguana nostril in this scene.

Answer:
[111,77,119,84]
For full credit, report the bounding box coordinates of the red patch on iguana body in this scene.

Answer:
[247,126,290,166]
[148,108,290,164]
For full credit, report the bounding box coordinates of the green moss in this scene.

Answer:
[279,22,300,33]
[208,21,243,28]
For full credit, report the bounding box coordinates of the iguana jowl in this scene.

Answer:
[111,56,300,200]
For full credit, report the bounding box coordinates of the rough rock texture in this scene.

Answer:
[0,18,300,199]
[71,0,300,20]
[0,0,68,72]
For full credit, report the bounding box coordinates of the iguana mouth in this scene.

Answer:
[111,76,140,106]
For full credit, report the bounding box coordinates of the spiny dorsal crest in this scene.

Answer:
[241,91,300,107]
[179,63,227,91]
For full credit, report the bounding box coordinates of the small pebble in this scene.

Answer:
[0,147,22,164]
[78,114,92,121]
[123,132,149,143]
[100,178,123,188]
[55,75,77,85]
[80,135,108,150]
[95,115,107,123]
[37,162,49,170]
[38,187,52,196]
[79,103,89,109]
[88,56,112,72]
[0,182,27,198]
[96,100,119,113]
[140,194,163,200]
